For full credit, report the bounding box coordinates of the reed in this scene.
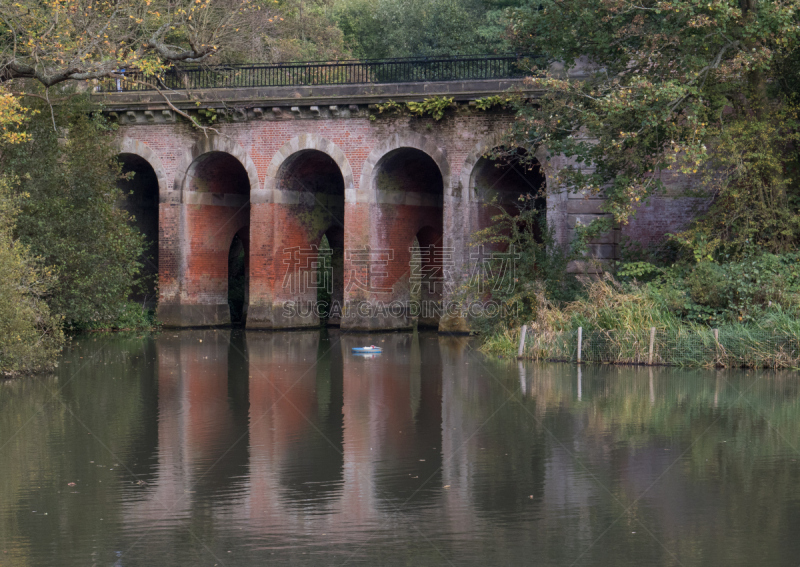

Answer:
[489,275,800,369]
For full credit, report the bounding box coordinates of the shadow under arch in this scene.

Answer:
[369,146,445,329]
[116,137,169,308]
[263,141,348,328]
[177,147,253,326]
[117,151,161,307]
[261,134,354,203]
[470,146,547,245]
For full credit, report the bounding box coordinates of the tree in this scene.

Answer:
[507,0,800,257]
[0,91,64,373]
[0,177,64,374]
[265,0,348,62]
[1,97,147,329]
[0,0,276,88]
[335,0,511,59]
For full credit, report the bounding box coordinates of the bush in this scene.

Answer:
[684,262,731,309]
[459,193,579,335]
[2,97,146,329]
[0,178,64,374]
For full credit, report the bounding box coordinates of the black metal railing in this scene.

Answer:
[97,53,542,92]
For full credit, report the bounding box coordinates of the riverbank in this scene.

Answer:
[480,275,800,369]
[486,325,800,369]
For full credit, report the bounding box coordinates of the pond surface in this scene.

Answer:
[1,329,800,566]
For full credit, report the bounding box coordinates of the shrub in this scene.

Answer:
[2,97,146,329]
[0,178,64,374]
[460,193,579,335]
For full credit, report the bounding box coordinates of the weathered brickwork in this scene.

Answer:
[116,110,701,331]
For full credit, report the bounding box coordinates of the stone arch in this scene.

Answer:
[461,137,553,204]
[260,134,354,204]
[173,135,260,201]
[117,137,168,201]
[358,133,451,203]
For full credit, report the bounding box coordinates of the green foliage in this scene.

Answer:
[265,0,348,62]
[672,109,800,257]
[334,0,515,59]
[372,100,405,119]
[616,252,800,326]
[506,0,800,245]
[196,107,219,124]
[406,96,454,120]
[462,193,579,335]
[473,94,513,110]
[372,97,456,121]
[1,97,147,330]
[76,302,158,332]
[616,261,662,282]
[0,177,65,375]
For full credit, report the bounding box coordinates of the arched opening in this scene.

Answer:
[412,225,444,328]
[275,150,345,326]
[317,226,344,326]
[117,153,159,306]
[373,148,444,327]
[375,147,443,195]
[228,229,249,324]
[472,148,547,245]
[183,151,251,326]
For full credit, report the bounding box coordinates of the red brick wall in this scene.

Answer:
[119,113,702,328]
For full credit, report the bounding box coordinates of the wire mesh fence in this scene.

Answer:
[522,326,800,369]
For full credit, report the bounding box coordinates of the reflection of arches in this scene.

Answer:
[118,152,160,305]
[261,135,353,204]
[359,133,451,203]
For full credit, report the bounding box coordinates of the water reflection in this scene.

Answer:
[1,330,800,566]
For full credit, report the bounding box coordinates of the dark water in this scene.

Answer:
[1,330,800,566]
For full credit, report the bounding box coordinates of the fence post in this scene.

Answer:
[517,325,527,359]
[648,327,656,366]
[713,328,720,366]
[577,327,583,364]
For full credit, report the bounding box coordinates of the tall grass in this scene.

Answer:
[488,275,800,369]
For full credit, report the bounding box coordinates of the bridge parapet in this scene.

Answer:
[97,78,538,124]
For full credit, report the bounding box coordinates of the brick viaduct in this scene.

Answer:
[102,76,697,331]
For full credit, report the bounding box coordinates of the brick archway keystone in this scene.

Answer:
[258,134,354,205]
[358,133,451,204]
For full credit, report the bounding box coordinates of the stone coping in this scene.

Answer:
[95,78,539,111]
